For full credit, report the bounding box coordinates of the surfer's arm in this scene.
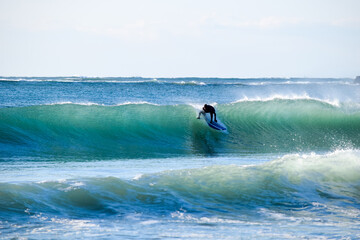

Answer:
[197,110,204,119]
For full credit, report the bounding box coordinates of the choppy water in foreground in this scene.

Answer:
[1,77,359,239]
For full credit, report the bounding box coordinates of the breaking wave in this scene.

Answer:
[1,150,359,218]
[0,99,359,158]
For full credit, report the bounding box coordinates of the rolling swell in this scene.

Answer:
[1,150,360,219]
[0,100,360,158]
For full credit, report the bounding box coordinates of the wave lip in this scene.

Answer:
[233,93,341,107]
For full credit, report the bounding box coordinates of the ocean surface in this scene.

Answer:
[0,77,359,239]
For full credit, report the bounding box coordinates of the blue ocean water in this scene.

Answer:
[1,77,360,239]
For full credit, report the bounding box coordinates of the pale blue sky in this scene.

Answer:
[0,0,359,77]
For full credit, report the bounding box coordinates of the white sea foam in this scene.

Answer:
[44,101,160,106]
[115,101,159,106]
[246,79,352,86]
[140,220,160,225]
[172,80,206,85]
[187,102,219,112]
[171,211,251,225]
[233,93,341,107]
[133,174,143,180]
[46,101,104,106]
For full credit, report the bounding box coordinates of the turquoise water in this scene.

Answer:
[1,77,360,239]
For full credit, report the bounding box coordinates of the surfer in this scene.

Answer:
[197,104,217,122]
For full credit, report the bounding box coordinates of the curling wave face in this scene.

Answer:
[1,99,359,159]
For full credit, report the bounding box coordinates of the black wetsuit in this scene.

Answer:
[203,104,215,114]
[203,104,217,122]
